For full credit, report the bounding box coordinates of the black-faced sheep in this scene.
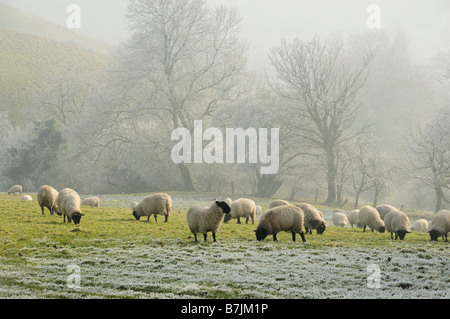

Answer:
[8,185,22,195]
[333,212,348,227]
[223,198,256,224]
[429,210,450,242]
[187,200,231,242]
[296,203,326,234]
[358,206,385,233]
[132,193,172,223]
[56,188,83,225]
[37,185,59,216]
[384,210,410,240]
[81,197,100,207]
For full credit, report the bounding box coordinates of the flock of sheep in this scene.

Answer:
[5,184,450,243]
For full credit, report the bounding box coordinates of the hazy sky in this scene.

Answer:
[2,0,449,70]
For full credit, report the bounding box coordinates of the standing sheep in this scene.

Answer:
[296,203,326,234]
[375,204,399,220]
[348,209,362,228]
[8,185,22,195]
[358,206,385,233]
[254,205,306,242]
[37,185,59,216]
[333,212,348,227]
[132,193,172,223]
[223,198,256,224]
[269,199,292,208]
[410,219,429,233]
[428,210,450,242]
[384,210,410,240]
[81,197,100,207]
[56,188,83,224]
[187,200,231,242]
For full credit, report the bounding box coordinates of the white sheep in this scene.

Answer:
[428,210,450,242]
[254,205,306,242]
[255,205,263,219]
[375,204,399,220]
[187,200,231,242]
[223,198,256,224]
[269,199,292,208]
[358,206,385,233]
[333,212,348,227]
[37,185,59,216]
[81,197,100,207]
[348,209,362,228]
[296,203,326,234]
[56,188,83,224]
[8,185,22,195]
[21,195,32,201]
[410,219,429,233]
[384,210,410,240]
[132,193,172,223]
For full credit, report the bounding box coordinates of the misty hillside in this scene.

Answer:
[0,27,112,122]
[0,2,112,56]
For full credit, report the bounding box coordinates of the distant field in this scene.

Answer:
[0,193,448,299]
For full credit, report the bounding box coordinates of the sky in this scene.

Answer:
[1,0,449,71]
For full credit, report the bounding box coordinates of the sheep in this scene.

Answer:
[187,200,231,242]
[296,203,326,234]
[254,205,307,242]
[384,210,410,240]
[8,185,22,195]
[132,193,172,223]
[428,210,450,242]
[269,199,292,208]
[410,219,429,233]
[130,201,139,210]
[256,205,263,219]
[56,188,83,224]
[358,206,385,233]
[21,195,32,201]
[223,198,256,224]
[333,212,348,227]
[348,209,362,228]
[375,204,399,220]
[81,197,100,207]
[37,185,59,216]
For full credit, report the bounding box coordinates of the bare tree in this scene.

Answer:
[122,0,248,191]
[269,37,373,205]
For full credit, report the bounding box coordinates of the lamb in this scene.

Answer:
[21,195,32,201]
[81,197,100,207]
[384,210,410,240]
[223,198,256,224]
[375,204,399,220]
[255,205,263,218]
[132,193,172,223]
[269,199,292,208]
[358,206,385,233]
[187,200,231,242]
[37,185,59,216]
[8,185,22,195]
[410,219,429,233]
[56,188,83,224]
[254,205,307,242]
[296,203,326,234]
[428,210,450,242]
[333,212,348,227]
[348,209,362,228]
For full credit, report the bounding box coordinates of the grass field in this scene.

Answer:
[0,193,448,299]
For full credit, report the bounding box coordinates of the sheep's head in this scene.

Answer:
[254,229,268,241]
[72,212,83,225]
[429,229,440,241]
[316,223,326,234]
[396,230,410,240]
[223,213,232,223]
[215,201,231,214]
[132,210,140,220]
[378,226,386,233]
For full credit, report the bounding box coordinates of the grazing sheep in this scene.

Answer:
[296,203,326,234]
[56,188,83,225]
[21,195,32,201]
[8,185,22,195]
[37,185,59,216]
[410,219,429,233]
[333,212,348,227]
[375,204,399,220]
[348,209,362,228]
[254,205,306,242]
[358,206,385,233]
[256,205,263,218]
[187,200,231,242]
[223,198,256,224]
[384,210,410,240]
[81,197,100,207]
[269,199,292,208]
[428,210,450,242]
[132,193,172,223]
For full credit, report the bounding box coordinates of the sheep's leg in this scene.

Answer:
[40,205,44,215]
[245,217,249,224]
[299,232,307,243]
[272,234,278,241]
[154,215,158,222]
[237,217,241,224]
[390,232,394,240]
[363,225,367,232]
[291,232,296,242]
[164,215,168,223]
[193,233,198,242]
[203,234,208,242]
[212,232,216,242]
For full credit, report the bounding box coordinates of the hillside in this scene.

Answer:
[0,28,112,121]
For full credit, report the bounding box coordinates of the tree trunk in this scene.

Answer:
[435,187,444,213]
[373,187,380,207]
[354,192,361,210]
[177,163,197,192]
[324,147,337,205]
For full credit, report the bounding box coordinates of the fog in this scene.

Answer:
[1,0,450,212]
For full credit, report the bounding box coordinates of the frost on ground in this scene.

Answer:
[0,238,448,299]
